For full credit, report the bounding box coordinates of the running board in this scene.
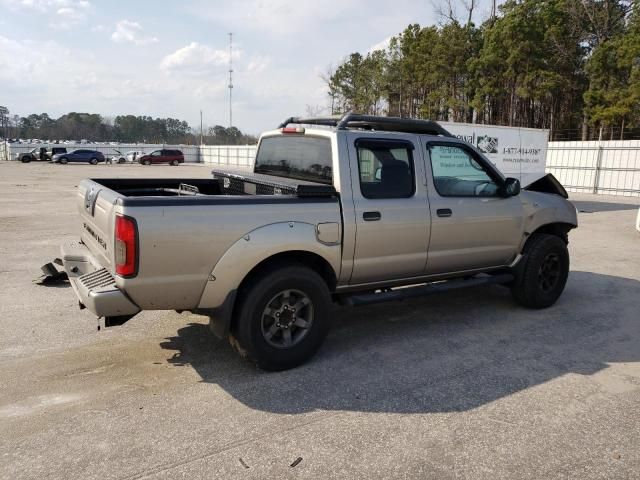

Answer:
[338,273,514,307]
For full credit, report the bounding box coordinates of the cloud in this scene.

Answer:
[0,0,91,26]
[111,20,158,46]
[191,0,361,35]
[160,42,239,75]
[246,55,270,73]
[368,35,393,54]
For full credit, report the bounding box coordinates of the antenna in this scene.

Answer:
[228,32,233,128]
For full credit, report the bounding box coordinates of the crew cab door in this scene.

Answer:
[349,135,431,284]
[422,140,524,274]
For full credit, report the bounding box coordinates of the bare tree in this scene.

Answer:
[320,64,339,115]
[431,0,477,25]
[431,0,458,23]
[462,0,476,26]
[305,104,327,117]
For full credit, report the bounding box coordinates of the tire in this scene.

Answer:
[511,233,569,309]
[230,264,332,371]
[142,159,151,165]
[21,156,31,163]
[59,157,68,165]
[89,158,98,165]
[171,160,179,166]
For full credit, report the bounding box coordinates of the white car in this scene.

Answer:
[108,149,127,164]
[126,150,145,162]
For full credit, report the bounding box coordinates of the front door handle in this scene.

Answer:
[437,208,453,218]
[363,211,381,221]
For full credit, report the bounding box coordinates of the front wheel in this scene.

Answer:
[142,159,151,165]
[59,157,68,165]
[170,160,179,166]
[21,156,31,163]
[511,233,569,309]
[230,264,332,371]
[89,157,98,165]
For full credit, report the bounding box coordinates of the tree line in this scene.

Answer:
[325,0,639,140]
[0,109,257,145]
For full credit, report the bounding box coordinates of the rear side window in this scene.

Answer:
[254,136,332,184]
[357,139,415,199]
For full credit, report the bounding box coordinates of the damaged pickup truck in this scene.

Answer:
[59,114,577,370]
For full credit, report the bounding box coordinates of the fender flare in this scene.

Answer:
[196,221,341,336]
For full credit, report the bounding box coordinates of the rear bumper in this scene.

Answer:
[61,241,140,318]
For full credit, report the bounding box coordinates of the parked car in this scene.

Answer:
[126,151,145,163]
[58,114,578,371]
[45,147,67,160]
[137,149,184,165]
[51,149,106,165]
[107,149,127,164]
[16,147,45,162]
[17,146,67,162]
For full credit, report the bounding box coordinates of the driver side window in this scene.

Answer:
[428,144,499,197]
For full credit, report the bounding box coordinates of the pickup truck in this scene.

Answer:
[59,114,578,370]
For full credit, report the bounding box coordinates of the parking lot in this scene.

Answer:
[1,161,639,479]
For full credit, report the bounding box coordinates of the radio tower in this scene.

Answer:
[228,32,233,128]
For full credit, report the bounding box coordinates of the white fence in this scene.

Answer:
[4,139,640,197]
[200,145,257,168]
[0,142,203,163]
[547,140,640,197]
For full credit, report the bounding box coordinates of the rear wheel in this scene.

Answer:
[170,159,179,166]
[21,156,31,163]
[89,157,98,165]
[230,264,332,371]
[511,233,569,309]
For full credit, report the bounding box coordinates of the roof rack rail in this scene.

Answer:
[278,112,454,137]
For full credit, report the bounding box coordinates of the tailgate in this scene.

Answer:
[76,179,121,271]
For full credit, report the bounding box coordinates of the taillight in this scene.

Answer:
[115,214,137,277]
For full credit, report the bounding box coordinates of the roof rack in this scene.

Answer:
[278,112,454,137]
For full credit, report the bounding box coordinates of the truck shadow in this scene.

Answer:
[160,271,640,414]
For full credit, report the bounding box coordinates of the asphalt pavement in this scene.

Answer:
[1,161,639,479]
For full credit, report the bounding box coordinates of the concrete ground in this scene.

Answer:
[1,161,639,480]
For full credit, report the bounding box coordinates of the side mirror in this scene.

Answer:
[502,177,521,197]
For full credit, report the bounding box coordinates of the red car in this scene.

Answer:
[138,149,184,165]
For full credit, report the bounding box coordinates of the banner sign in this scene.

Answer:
[440,122,549,186]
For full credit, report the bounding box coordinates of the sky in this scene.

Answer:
[0,0,501,134]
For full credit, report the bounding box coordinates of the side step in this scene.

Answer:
[338,273,514,307]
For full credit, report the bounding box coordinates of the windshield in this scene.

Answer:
[254,135,332,185]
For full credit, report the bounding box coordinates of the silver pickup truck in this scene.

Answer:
[60,114,577,370]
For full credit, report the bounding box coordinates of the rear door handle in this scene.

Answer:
[363,211,381,221]
[437,208,452,218]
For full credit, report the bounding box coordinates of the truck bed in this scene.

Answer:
[93,170,337,204]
